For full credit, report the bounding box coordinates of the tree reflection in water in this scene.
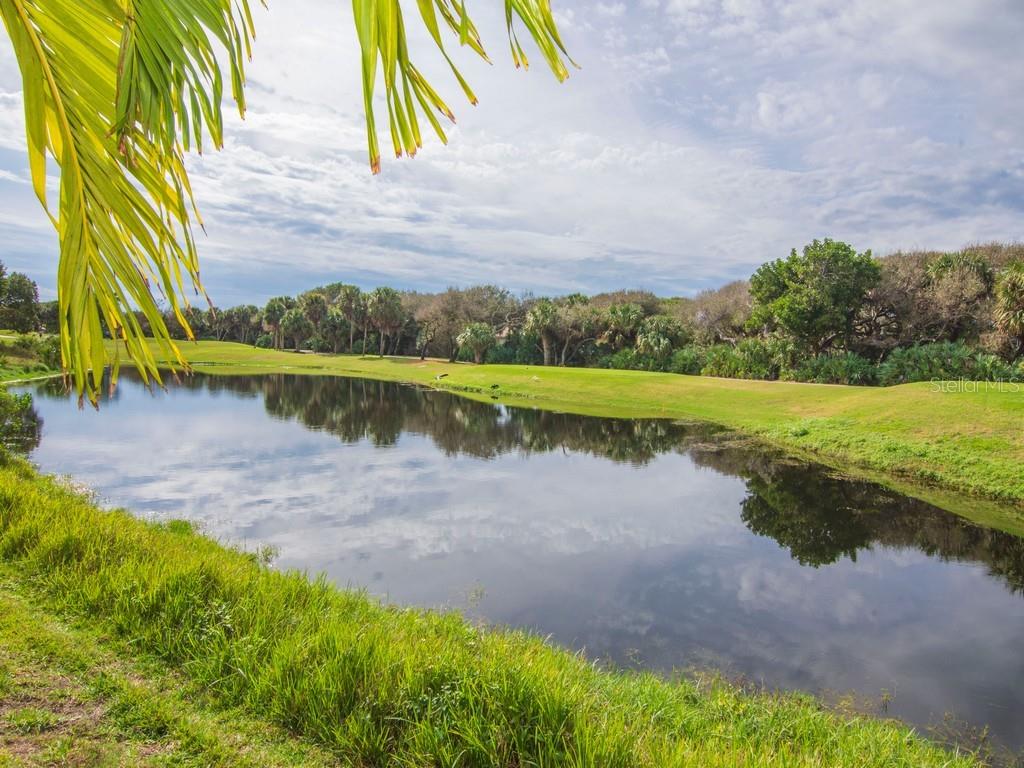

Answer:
[85,372,1022,597]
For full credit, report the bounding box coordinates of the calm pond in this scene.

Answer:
[16,372,1024,752]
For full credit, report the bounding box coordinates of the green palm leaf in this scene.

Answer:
[1,0,572,404]
[353,0,576,172]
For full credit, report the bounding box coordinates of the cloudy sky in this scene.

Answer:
[1,0,1023,306]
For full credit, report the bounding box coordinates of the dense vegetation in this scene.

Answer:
[0,455,986,767]
[149,241,1024,386]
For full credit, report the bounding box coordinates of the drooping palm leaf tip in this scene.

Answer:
[353,0,575,173]
[1,1,573,405]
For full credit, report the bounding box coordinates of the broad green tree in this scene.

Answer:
[0,1,573,403]
[554,295,599,366]
[750,239,880,354]
[280,307,313,352]
[456,322,496,364]
[0,272,40,333]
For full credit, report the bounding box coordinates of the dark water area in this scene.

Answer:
[16,372,1024,754]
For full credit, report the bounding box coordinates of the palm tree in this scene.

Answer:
[1,1,573,403]
[456,322,496,364]
[366,287,404,357]
[996,263,1024,350]
[262,298,288,351]
[301,292,329,335]
[524,299,559,366]
[337,285,364,353]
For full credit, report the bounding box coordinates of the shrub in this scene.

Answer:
[598,349,667,372]
[790,352,878,386]
[308,335,333,353]
[254,334,274,349]
[35,335,61,369]
[702,338,795,380]
[484,344,517,364]
[667,346,705,375]
[877,342,1020,385]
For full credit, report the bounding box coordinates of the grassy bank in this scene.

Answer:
[132,341,1024,532]
[0,334,57,386]
[0,569,336,767]
[0,459,986,767]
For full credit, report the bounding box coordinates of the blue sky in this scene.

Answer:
[1,0,1022,306]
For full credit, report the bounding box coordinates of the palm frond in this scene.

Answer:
[0,0,216,404]
[114,0,258,155]
[353,0,576,172]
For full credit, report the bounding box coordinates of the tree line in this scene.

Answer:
[149,240,1024,386]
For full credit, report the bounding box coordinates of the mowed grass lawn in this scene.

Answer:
[126,340,1024,532]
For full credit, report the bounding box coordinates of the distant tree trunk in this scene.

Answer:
[362,324,369,355]
[349,324,355,353]
[541,333,554,366]
[379,331,386,357]
[474,349,483,364]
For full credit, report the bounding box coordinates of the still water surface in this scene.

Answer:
[18,373,1024,751]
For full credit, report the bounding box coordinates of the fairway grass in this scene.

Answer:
[0,460,988,767]
[135,341,1024,534]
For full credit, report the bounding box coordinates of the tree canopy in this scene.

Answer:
[749,239,881,354]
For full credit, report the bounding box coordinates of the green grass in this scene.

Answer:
[0,458,989,767]
[0,564,338,767]
[0,333,58,386]
[135,341,1024,533]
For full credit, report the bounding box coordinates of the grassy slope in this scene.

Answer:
[0,335,56,386]
[0,572,336,768]
[143,341,1024,533]
[0,461,985,767]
